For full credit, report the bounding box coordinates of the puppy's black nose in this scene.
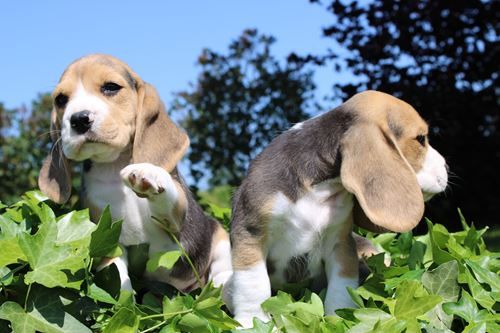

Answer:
[70,111,93,134]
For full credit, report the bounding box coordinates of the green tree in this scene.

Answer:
[309,0,499,228]
[173,29,317,187]
[0,94,52,203]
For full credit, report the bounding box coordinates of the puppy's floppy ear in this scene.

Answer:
[38,108,72,204]
[133,82,189,171]
[340,122,424,232]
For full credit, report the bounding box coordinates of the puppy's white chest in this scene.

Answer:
[267,178,354,285]
[83,160,171,251]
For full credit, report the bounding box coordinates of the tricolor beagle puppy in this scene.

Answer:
[38,54,232,292]
[224,90,448,327]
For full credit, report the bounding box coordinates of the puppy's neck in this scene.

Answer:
[82,149,132,184]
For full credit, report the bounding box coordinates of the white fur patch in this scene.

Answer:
[209,240,233,287]
[113,252,133,292]
[267,178,354,287]
[61,80,111,161]
[416,145,448,200]
[290,122,304,130]
[224,261,271,328]
[323,248,358,315]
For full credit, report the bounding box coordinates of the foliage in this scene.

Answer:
[173,29,317,187]
[1,192,498,332]
[0,96,53,204]
[309,0,499,229]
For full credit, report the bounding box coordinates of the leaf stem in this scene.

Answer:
[24,283,32,310]
[138,319,169,333]
[152,216,203,288]
[139,310,193,333]
[139,309,192,321]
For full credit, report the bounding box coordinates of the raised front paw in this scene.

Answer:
[120,163,171,199]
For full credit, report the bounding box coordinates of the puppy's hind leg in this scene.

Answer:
[223,235,270,328]
[324,229,359,315]
[208,224,233,287]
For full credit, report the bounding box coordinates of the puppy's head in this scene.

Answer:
[38,54,189,203]
[340,91,448,232]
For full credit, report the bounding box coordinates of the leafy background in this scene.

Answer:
[0,192,498,332]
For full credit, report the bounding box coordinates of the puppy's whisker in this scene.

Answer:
[37,130,61,140]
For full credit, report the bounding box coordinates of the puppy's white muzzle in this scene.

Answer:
[416,146,448,201]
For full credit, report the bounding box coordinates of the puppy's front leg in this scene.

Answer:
[224,240,270,328]
[324,231,359,315]
[120,163,187,232]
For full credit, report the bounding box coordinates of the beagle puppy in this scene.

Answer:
[38,54,232,292]
[224,90,448,327]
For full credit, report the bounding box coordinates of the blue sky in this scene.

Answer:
[0,1,345,110]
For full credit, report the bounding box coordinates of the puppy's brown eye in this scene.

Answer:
[54,94,68,108]
[101,82,122,96]
[416,135,426,146]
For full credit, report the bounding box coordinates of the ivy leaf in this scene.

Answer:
[408,240,427,270]
[426,220,456,264]
[465,259,500,292]
[103,307,139,333]
[0,237,27,267]
[462,267,495,310]
[178,312,211,333]
[422,261,460,302]
[56,209,96,246]
[89,206,123,258]
[443,290,478,322]
[0,286,91,333]
[422,261,460,330]
[88,283,117,305]
[393,280,442,321]
[19,219,87,289]
[350,308,405,333]
[146,250,182,273]
[235,318,275,333]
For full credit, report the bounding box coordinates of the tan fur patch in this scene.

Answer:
[341,91,427,232]
[232,241,265,270]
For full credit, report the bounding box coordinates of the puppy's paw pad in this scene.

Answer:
[120,163,169,198]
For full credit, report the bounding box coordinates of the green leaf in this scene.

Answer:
[408,241,427,270]
[126,243,149,277]
[0,266,13,286]
[56,209,96,246]
[19,219,87,289]
[103,307,139,333]
[88,283,117,305]
[350,308,405,333]
[422,261,460,330]
[178,312,210,333]
[463,267,495,310]
[0,237,27,266]
[385,269,425,290]
[426,220,456,264]
[443,290,478,322]
[235,318,275,333]
[0,214,25,237]
[393,280,442,320]
[89,206,123,258]
[466,259,500,292]
[0,288,91,333]
[146,250,182,273]
[422,261,460,302]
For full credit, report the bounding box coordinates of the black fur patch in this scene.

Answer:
[285,253,310,283]
[123,70,136,90]
[83,159,92,172]
[168,170,217,281]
